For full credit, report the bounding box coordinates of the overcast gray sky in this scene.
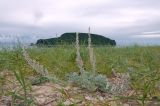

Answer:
[0,0,160,45]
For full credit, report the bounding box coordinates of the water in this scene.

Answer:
[0,42,25,51]
[116,39,160,46]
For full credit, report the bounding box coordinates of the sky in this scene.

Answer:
[0,0,160,45]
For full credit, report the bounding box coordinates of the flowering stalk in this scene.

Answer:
[75,32,84,74]
[88,27,96,76]
[22,46,49,77]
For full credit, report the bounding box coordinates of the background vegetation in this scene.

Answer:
[36,33,116,46]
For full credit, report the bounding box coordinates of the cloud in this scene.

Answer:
[133,31,160,38]
[0,0,160,45]
[136,34,160,38]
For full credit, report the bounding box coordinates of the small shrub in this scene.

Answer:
[67,71,131,94]
[94,74,111,92]
[67,71,111,92]
[110,73,130,95]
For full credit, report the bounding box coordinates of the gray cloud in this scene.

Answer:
[0,0,160,45]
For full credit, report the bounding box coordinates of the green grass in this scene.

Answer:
[27,45,160,78]
[0,47,34,76]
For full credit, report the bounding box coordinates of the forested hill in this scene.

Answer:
[36,33,116,46]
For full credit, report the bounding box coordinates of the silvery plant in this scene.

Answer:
[110,72,130,95]
[22,47,49,77]
[75,32,84,74]
[67,31,111,92]
[68,30,130,94]
[88,27,96,76]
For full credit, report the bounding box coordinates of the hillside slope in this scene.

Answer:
[36,33,116,46]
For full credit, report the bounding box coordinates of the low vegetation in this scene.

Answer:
[0,38,160,105]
